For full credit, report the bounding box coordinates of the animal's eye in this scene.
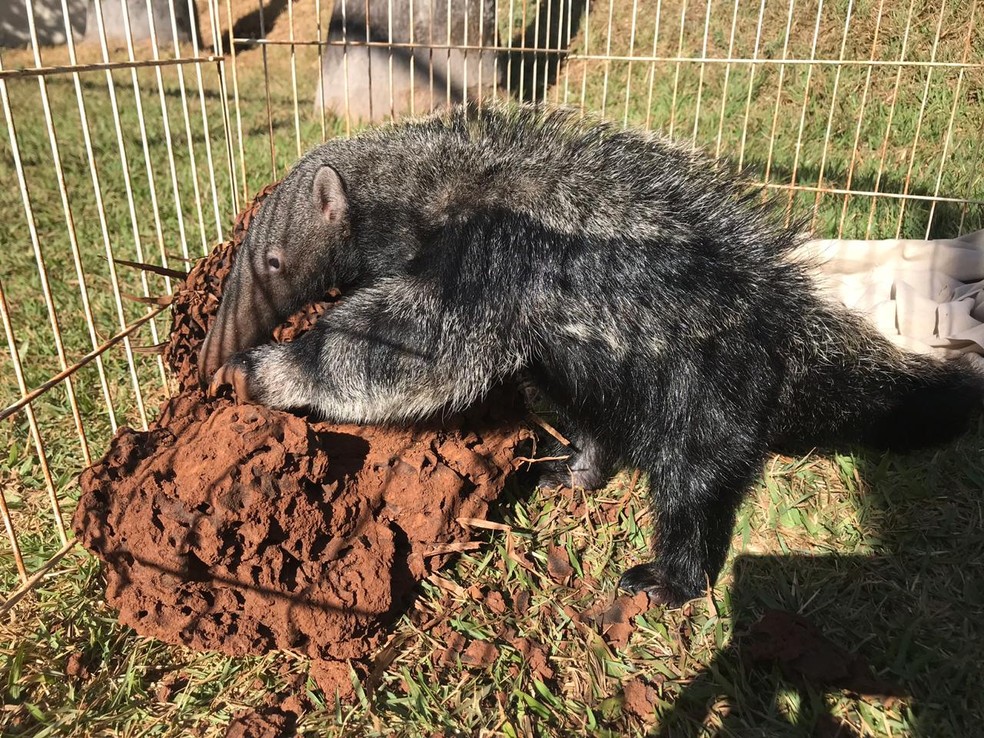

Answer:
[267,256,281,272]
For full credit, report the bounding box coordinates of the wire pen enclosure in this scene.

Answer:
[0,0,982,733]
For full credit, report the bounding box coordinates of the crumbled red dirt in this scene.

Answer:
[64,651,91,683]
[621,676,659,720]
[483,589,508,615]
[73,184,532,674]
[461,639,500,668]
[582,592,651,649]
[434,627,469,668]
[154,671,189,703]
[510,636,554,681]
[309,659,355,701]
[224,705,297,738]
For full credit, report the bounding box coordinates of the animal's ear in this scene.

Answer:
[312,165,348,224]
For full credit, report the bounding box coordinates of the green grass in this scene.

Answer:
[2,0,984,735]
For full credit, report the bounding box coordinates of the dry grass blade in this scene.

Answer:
[112,258,189,280]
[422,542,484,557]
[120,292,174,306]
[131,342,168,355]
[515,454,571,465]
[457,518,512,532]
[527,412,572,446]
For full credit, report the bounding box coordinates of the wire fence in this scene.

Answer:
[1,0,982,611]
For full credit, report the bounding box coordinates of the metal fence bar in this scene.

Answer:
[690,0,713,144]
[642,0,664,131]
[287,0,302,158]
[89,33,968,74]
[443,0,453,106]
[463,0,471,109]
[409,0,418,115]
[95,0,171,391]
[0,54,223,81]
[713,0,741,159]
[811,0,857,231]
[0,481,27,585]
[783,0,826,222]
[598,0,614,117]
[763,182,984,206]
[576,0,590,115]
[0,538,76,615]
[566,54,983,69]
[560,0,574,105]
[864,0,917,238]
[0,307,169,426]
[224,0,249,202]
[182,0,227,245]
[0,278,66,547]
[923,2,977,238]
[340,0,352,136]
[735,0,767,171]
[762,0,797,187]
[258,0,278,178]
[620,0,640,128]
[315,0,327,140]
[892,1,948,237]
[836,0,886,238]
[536,0,548,103]
[477,0,486,110]
[665,0,688,138]
[487,0,497,106]
[206,0,242,216]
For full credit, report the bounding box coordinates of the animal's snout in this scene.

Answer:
[199,316,242,386]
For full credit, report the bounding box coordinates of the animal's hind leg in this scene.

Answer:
[619,441,763,607]
[618,372,771,607]
[537,429,614,491]
[519,376,615,491]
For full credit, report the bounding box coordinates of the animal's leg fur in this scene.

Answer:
[215,280,521,424]
[619,415,766,608]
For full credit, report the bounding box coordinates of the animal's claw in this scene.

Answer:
[618,562,702,609]
[207,361,253,403]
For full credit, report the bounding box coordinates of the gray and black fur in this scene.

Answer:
[200,104,983,607]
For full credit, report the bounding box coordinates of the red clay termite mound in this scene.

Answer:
[73,184,532,668]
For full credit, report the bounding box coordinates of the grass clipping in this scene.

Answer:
[72,184,532,677]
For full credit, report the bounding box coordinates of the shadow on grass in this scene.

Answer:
[735,155,983,239]
[215,0,290,54]
[657,430,984,737]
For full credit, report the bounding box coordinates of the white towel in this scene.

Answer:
[802,230,984,370]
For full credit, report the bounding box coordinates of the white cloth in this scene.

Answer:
[802,230,984,370]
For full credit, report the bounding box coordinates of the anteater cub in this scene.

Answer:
[200,104,982,607]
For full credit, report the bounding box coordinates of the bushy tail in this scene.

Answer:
[772,301,984,453]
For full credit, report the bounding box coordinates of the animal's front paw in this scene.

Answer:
[207,354,257,403]
[618,562,703,608]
